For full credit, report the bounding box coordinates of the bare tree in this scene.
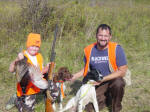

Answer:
[20,0,54,36]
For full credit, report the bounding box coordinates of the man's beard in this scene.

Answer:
[97,40,108,48]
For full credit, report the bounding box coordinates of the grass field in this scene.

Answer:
[0,0,150,112]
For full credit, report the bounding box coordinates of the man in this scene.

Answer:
[6,33,49,111]
[71,24,127,112]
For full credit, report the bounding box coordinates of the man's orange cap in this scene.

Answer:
[26,33,41,48]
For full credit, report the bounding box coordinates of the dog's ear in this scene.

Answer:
[53,73,59,83]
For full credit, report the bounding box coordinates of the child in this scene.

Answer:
[7,33,49,111]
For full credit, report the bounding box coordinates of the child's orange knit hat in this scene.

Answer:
[26,33,41,48]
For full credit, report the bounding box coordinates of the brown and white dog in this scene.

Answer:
[52,67,73,111]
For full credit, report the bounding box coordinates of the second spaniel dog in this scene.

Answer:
[52,67,73,110]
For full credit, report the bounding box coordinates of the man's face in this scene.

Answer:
[96,28,112,49]
[27,46,40,56]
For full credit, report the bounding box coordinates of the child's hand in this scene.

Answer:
[15,52,24,61]
[41,62,51,74]
[9,52,24,73]
[18,52,24,60]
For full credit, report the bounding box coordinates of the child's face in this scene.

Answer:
[27,46,40,56]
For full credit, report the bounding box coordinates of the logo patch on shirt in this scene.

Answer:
[91,56,108,63]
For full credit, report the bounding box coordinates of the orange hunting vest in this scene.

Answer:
[17,51,43,97]
[83,42,118,76]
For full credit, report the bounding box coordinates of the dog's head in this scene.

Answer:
[82,69,103,84]
[54,67,73,82]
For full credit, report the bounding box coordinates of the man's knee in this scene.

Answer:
[110,78,125,89]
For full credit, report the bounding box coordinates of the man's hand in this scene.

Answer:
[70,68,84,83]
[90,81,102,86]
[70,75,76,82]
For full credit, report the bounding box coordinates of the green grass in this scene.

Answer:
[0,0,150,112]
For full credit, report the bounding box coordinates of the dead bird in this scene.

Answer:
[15,56,48,90]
